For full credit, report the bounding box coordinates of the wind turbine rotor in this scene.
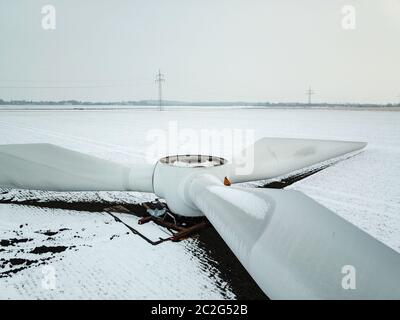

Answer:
[2,138,398,299]
[0,143,154,192]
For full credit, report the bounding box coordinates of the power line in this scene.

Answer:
[155,70,165,111]
[0,79,154,83]
[306,86,315,105]
[0,82,154,89]
[0,85,125,89]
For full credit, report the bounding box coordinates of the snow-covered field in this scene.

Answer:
[0,107,399,299]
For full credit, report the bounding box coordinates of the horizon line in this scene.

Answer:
[1,98,399,107]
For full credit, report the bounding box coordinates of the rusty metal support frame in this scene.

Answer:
[105,207,210,246]
[139,215,210,242]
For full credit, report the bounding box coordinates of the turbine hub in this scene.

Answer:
[159,154,227,168]
[153,154,228,217]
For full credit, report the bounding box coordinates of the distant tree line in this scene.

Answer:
[0,98,398,108]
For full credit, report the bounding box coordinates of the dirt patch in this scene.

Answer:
[30,245,70,255]
[110,234,119,240]
[0,238,33,247]
[8,258,38,266]
[35,228,71,237]
[0,197,151,215]
[0,257,51,278]
[196,227,268,300]
[262,165,328,189]
[0,266,28,277]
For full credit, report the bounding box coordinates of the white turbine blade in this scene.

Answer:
[229,137,367,183]
[0,143,154,192]
[188,174,400,299]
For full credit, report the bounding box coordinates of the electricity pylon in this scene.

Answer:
[306,86,315,105]
[155,70,165,111]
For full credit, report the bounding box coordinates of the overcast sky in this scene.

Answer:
[0,0,399,103]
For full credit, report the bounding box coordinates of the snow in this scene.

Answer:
[0,106,399,298]
[207,186,271,220]
[0,204,234,299]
